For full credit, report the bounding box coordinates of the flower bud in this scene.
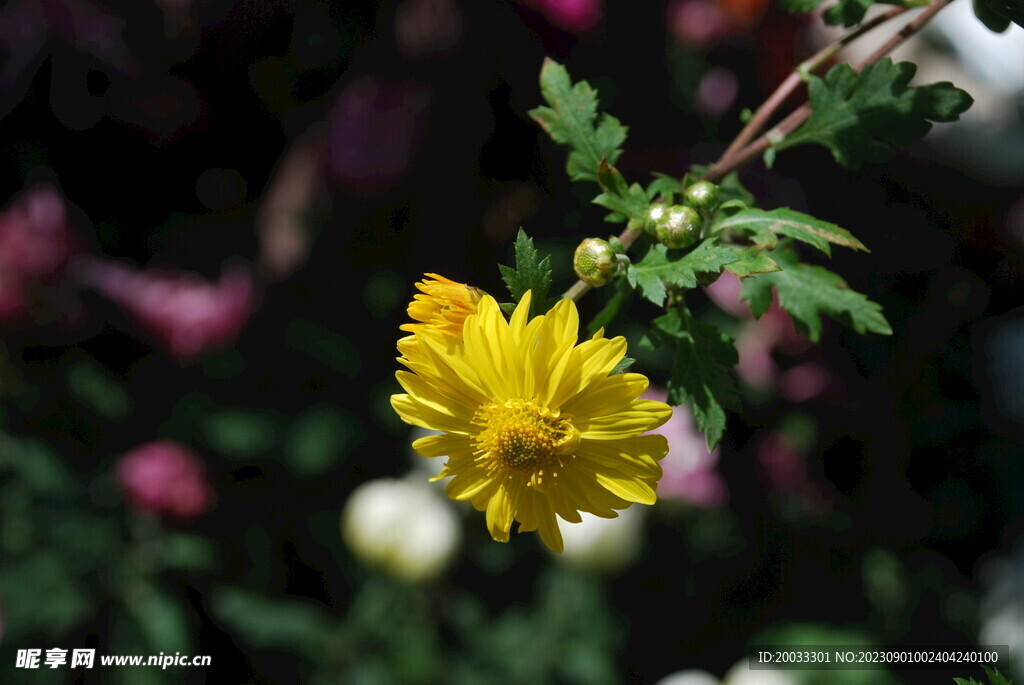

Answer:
[684,181,719,212]
[655,205,702,249]
[340,477,460,584]
[573,237,617,287]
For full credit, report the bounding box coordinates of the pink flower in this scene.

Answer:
[519,0,602,32]
[326,77,432,196]
[75,257,255,359]
[0,186,76,281]
[116,441,212,519]
[644,387,727,508]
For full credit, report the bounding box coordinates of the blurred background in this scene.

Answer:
[0,0,1023,683]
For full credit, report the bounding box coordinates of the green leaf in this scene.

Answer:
[641,306,740,450]
[713,207,868,255]
[724,246,782,277]
[0,433,77,497]
[529,59,628,183]
[0,552,93,639]
[499,228,555,317]
[627,241,742,306]
[984,667,1014,685]
[210,586,334,658]
[740,245,892,342]
[129,587,193,655]
[954,679,984,685]
[778,59,973,169]
[66,357,133,421]
[973,0,1024,30]
[162,532,219,573]
[203,409,278,458]
[778,0,827,12]
[283,406,360,477]
[593,160,649,222]
[646,173,682,202]
[609,357,636,375]
[287,319,361,377]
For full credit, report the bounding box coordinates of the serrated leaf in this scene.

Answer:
[953,679,984,685]
[528,59,627,183]
[984,667,1014,685]
[724,246,781,277]
[641,306,739,450]
[778,59,973,169]
[593,160,649,222]
[627,241,741,306]
[740,246,892,342]
[609,356,635,375]
[498,228,555,317]
[646,173,681,202]
[824,0,876,26]
[714,207,868,255]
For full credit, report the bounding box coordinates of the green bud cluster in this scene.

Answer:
[645,180,721,250]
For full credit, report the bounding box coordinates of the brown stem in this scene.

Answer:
[702,0,952,184]
[720,5,908,161]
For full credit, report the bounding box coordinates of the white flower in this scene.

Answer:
[554,507,645,574]
[340,477,460,583]
[654,660,798,685]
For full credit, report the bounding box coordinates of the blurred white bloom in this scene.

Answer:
[340,477,460,584]
[654,660,798,685]
[554,507,645,574]
[724,659,799,685]
[653,669,719,685]
[979,551,1024,682]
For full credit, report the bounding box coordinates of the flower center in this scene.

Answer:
[473,400,579,472]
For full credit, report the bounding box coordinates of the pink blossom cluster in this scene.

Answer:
[644,387,727,508]
[706,271,831,402]
[75,257,254,360]
[518,0,602,32]
[116,441,213,519]
[0,186,78,322]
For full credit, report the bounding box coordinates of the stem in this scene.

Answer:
[720,5,908,161]
[703,0,953,184]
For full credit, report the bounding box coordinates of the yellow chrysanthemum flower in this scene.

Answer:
[400,273,484,340]
[390,291,672,552]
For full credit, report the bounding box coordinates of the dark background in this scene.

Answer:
[0,0,1022,683]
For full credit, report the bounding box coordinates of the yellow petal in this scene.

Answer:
[577,399,673,439]
[575,435,667,479]
[560,372,649,419]
[390,394,474,434]
[412,433,475,458]
[486,480,520,543]
[534,495,564,553]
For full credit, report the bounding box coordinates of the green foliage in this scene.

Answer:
[714,207,868,256]
[0,433,77,498]
[202,408,279,458]
[724,245,781,277]
[741,245,893,342]
[778,59,973,169]
[955,667,1015,685]
[65,355,133,421]
[972,0,1024,31]
[499,228,555,317]
[610,356,636,374]
[529,59,628,183]
[642,306,740,450]
[593,160,649,223]
[284,406,360,477]
[627,241,741,306]
[210,586,334,659]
